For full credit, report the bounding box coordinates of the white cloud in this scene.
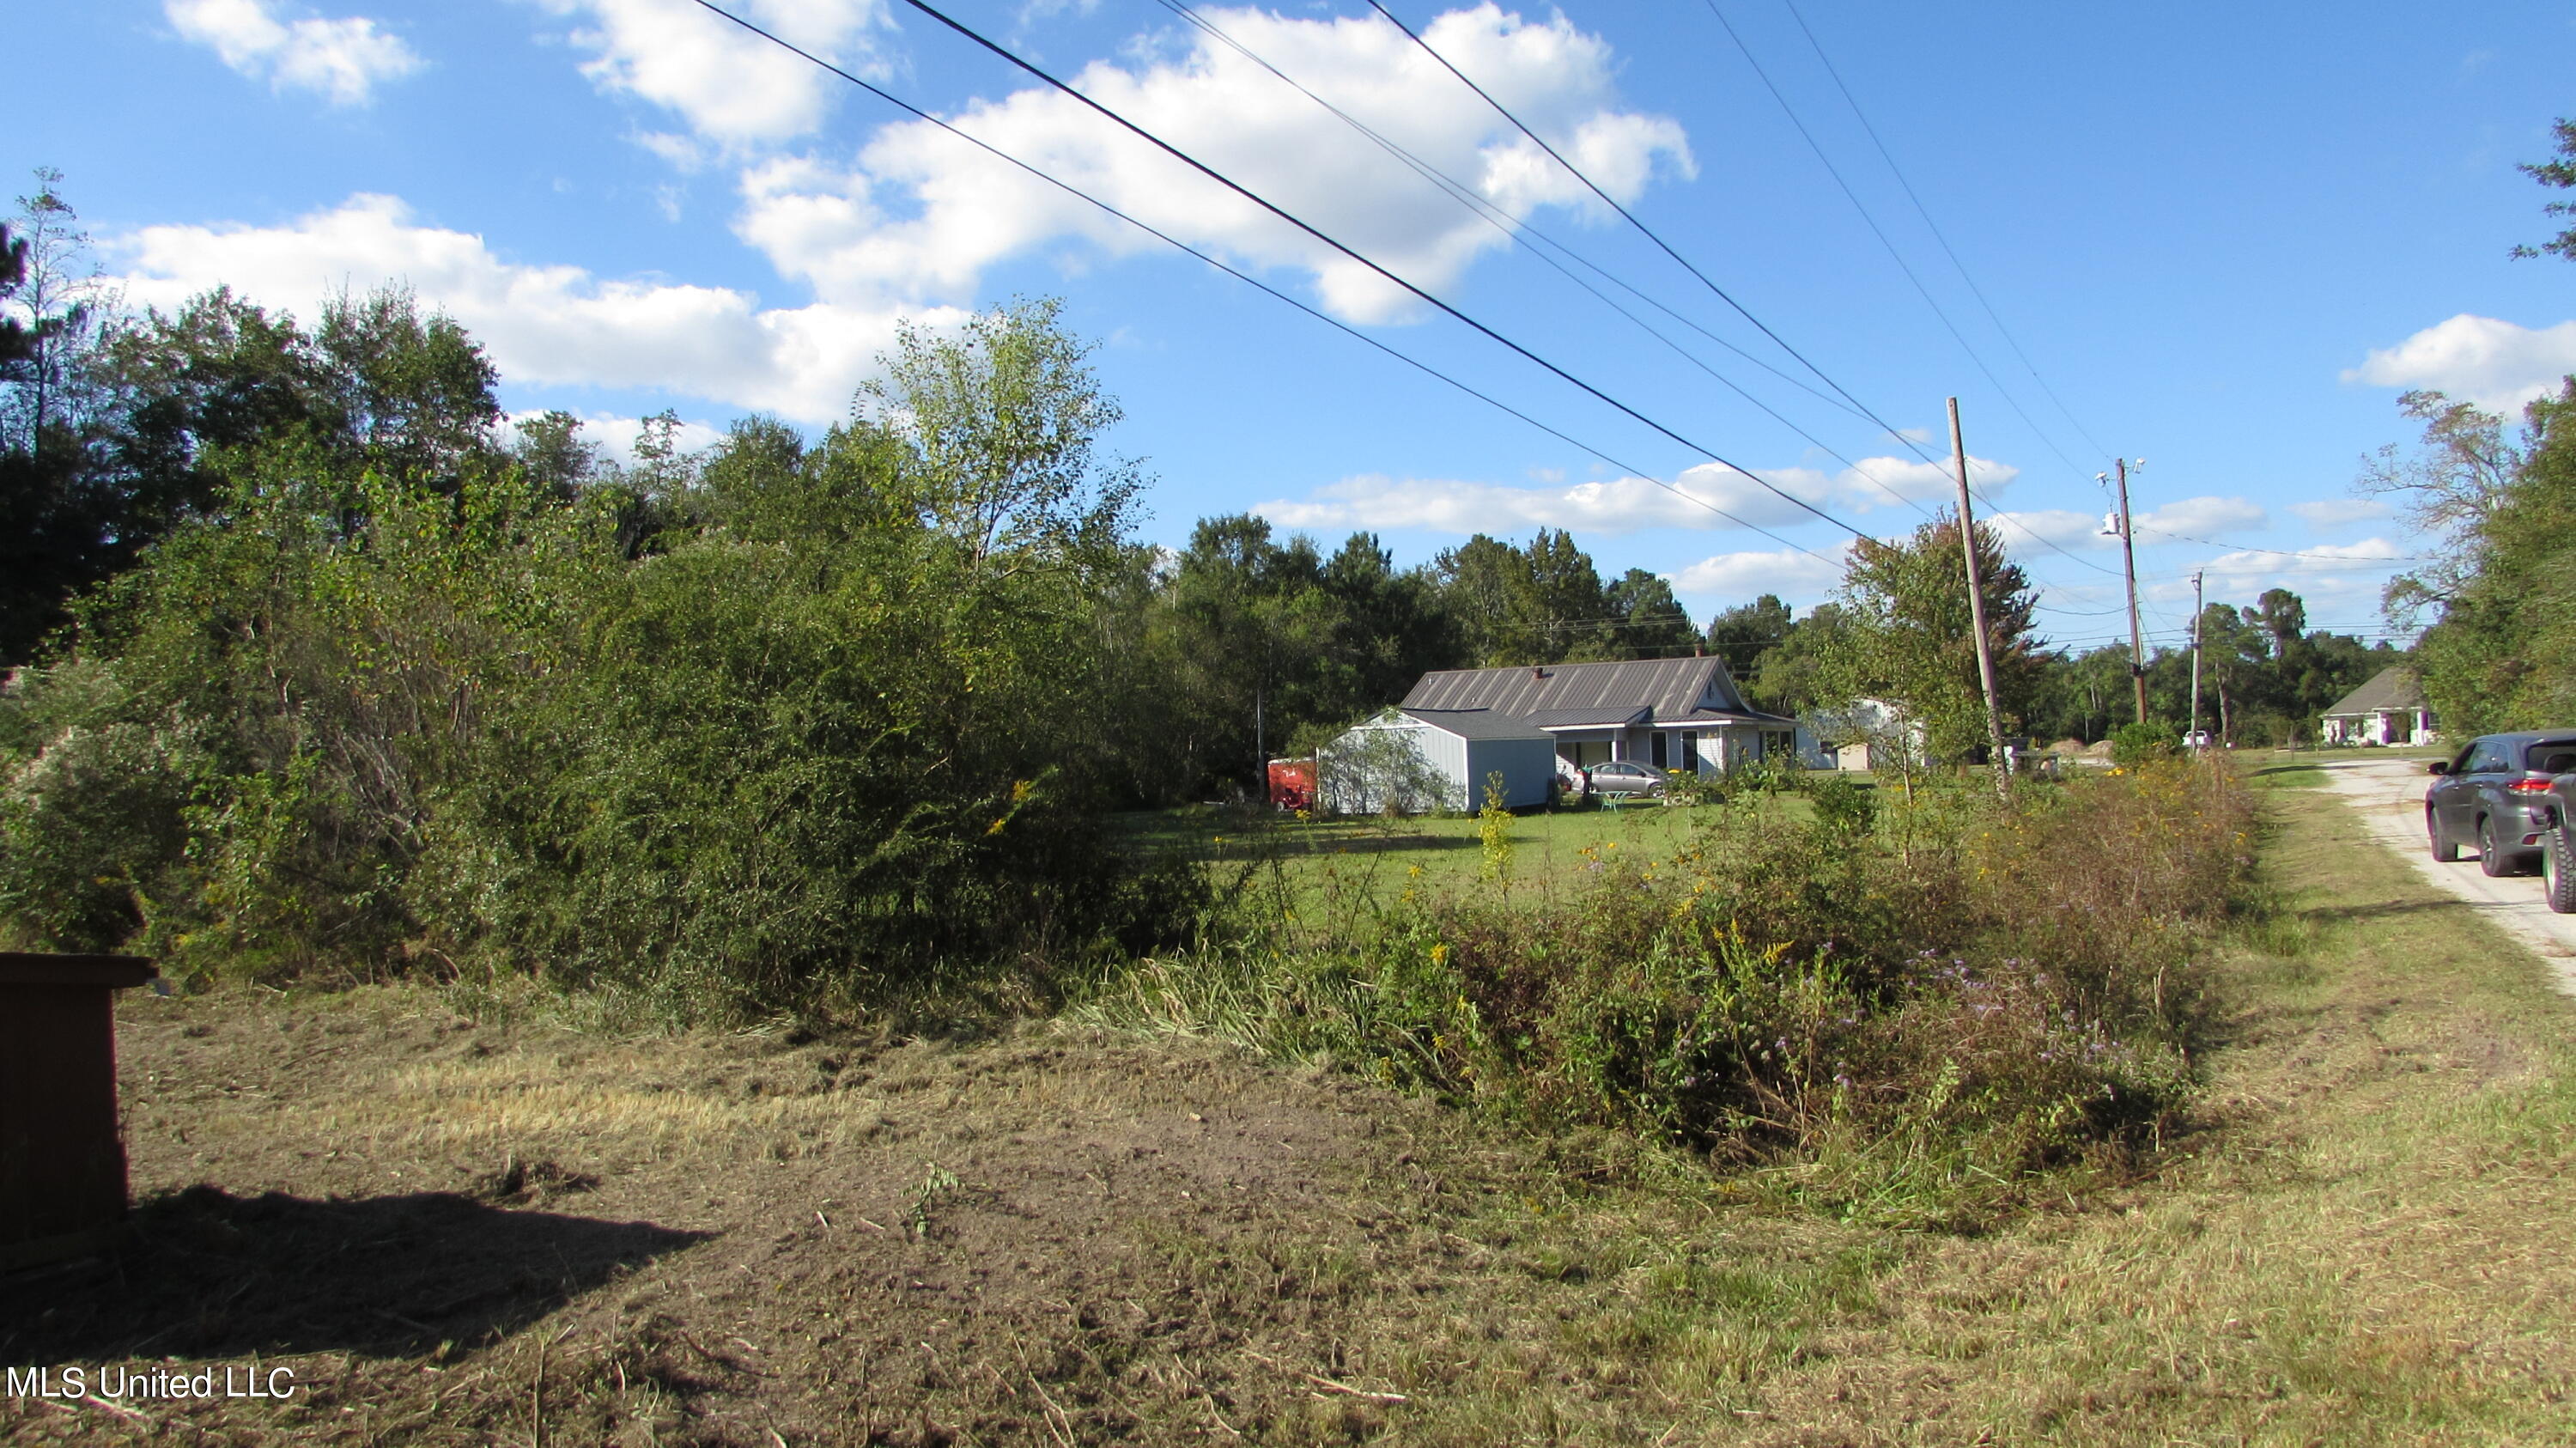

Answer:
[526,0,891,150]
[1669,544,1849,601]
[2202,537,2409,579]
[110,193,961,423]
[2344,313,2576,415]
[2134,495,2267,539]
[167,0,420,106]
[732,4,1694,320]
[2150,537,2415,614]
[2288,498,2391,528]
[1255,453,2014,537]
[1990,508,2115,551]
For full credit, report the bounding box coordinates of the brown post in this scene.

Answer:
[1,952,159,1269]
[1948,399,2009,798]
[2115,458,2148,724]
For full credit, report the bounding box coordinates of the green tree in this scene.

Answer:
[1,295,1202,1010]
[2365,380,2576,736]
[2512,116,2576,263]
[1602,568,1698,658]
[859,297,1140,571]
[0,170,120,664]
[1431,527,1625,666]
[1819,513,2040,764]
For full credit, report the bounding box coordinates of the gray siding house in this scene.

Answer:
[1402,654,1799,774]
[1320,655,1799,812]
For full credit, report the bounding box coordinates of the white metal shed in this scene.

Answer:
[1319,708,1559,815]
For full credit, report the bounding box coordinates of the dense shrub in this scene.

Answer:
[1082,761,2253,1222]
[0,301,1207,1014]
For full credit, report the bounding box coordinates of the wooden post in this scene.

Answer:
[1948,399,2009,797]
[1,952,159,1269]
[2188,570,2205,747]
[2115,458,2148,724]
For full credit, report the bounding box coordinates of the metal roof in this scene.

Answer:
[2322,665,2427,719]
[1400,655,1790,722]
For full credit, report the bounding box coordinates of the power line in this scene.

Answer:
[1780,0,2117,465]
[1363,0,2123,581]
[681,0,1838,562]
[1700,0,2098,489]
[893,0,1878,541]
[1144,0,1935,519]
[685,0,1844,562]
[2129,524,2427,562]
[1692,0,2129,581]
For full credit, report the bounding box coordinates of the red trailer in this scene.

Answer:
[1266,757,1316,812]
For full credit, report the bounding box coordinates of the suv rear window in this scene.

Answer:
[2527,739,2576,773]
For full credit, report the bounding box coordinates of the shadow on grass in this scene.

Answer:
[0,1183,708,1362]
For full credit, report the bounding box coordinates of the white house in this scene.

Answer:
[1320,655,1801,813]
[1805,697,1929,771]
[2322,666,2439,747]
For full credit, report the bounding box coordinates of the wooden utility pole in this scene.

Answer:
[2187,570,2205,749]
[1947,399,2009,796]
[2111,458,2148,724]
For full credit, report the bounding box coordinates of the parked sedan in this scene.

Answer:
[1586,761,1671,800]
[2425,731,2576,876]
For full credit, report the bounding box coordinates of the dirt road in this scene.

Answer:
[2312,753,2576,996]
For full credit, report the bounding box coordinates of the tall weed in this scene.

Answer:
[1081,761,2252,1224]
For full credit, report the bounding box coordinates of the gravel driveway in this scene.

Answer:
[2312,754,2576,997]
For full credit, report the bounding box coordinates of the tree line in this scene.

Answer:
[2349,117,2576,739]
[0,167,2416,1005]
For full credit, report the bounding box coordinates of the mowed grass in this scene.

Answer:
[1109,768,2576,1443]
[1114,788,1827,916]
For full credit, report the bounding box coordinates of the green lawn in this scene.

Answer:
[1113,790,1830,916]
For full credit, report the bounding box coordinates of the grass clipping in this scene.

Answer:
[1081,760,2252,1226]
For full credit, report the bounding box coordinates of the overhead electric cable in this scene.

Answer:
[2130,525,2427,562]
[681,0,1838,559]
[1358,0,1899,430]
[1147,0,1872,421]
[1145,0,1935,518]
[890,0,1874,539]
[1701,0,2100,496]
[1781,0,2116,465]
[1366,0,2123,580]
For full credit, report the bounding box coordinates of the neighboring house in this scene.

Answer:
[1321,655,1800,812]
[2322,666,2439,747]
[1806,697,1930,772]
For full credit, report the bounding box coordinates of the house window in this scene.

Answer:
[1651,732,1668,769]
[1680,732,1699,772]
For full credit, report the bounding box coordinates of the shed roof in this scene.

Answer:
[1395,708,1560,741]
[2322,665,2427,719]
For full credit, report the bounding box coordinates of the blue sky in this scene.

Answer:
[17,2,2576,654]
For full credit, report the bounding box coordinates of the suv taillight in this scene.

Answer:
[2507,778,2555,794]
